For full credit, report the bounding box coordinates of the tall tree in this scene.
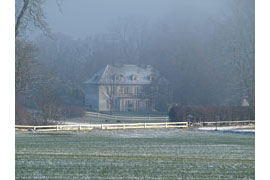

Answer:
[15,0,62,125]
[15,40,38,94]
[15,0,50,38]
[110,17,150,64]
[221,0,255,106]
[232,0,255,106]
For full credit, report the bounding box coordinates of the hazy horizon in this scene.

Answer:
[39,0,228,40]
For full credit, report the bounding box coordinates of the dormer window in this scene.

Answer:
[130,75,137,81]
[113,74,122,81]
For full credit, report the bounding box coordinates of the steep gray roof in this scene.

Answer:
[84,64,159,85]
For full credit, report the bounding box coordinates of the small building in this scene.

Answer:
[84,64,163,112]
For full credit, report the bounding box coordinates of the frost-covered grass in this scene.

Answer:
[16,129,254,179]
[62,112,168,124]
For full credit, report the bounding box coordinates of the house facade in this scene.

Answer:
[84,64,161,112]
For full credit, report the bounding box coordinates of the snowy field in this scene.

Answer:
[198,125,255,133]
[16,129,254,179]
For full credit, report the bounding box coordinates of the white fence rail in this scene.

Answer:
[200,120,255,126]
[85,112,170,122]
[15,122,188,132]
[15,120,255,132]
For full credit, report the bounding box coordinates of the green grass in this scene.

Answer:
[63,113,169,124]
[100,111,168,117]
[15,129,254,179]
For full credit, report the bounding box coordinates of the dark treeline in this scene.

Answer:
[15,0,254,124]
[169,105,255,122]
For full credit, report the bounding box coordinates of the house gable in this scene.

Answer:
[84,64,165,112]
[84,64,160,85]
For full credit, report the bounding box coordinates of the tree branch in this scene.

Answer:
[15,0,30,37]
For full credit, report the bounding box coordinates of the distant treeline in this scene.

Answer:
[169,105,255,122]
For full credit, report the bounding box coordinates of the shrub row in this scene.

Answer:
[169,105,255,122]
[16,103,85,125]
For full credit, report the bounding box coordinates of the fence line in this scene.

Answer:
[85,112,169,121]
[15,122,188,132]
[200,120,255,126]
[15,120,255,132]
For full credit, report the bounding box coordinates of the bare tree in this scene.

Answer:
[142,75,172,112]
[15,40,38,95]
[226,0,255,106]
[103,77,116,114]
[15,0,51,38]
[15,0,64,125]
[35,87,63,124]
[15,0,53,94]
[110,17,150,64]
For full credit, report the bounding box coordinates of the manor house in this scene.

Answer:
[84,64,162,112]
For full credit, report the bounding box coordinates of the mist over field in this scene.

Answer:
[15,0,254,123]
[15,1,255,179]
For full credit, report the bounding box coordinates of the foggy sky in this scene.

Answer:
[44,0,227,39]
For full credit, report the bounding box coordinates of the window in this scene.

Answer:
[128,100,133,107]
[113,99,119,109]
[146,101,149,110]
[113,75,118,81]
[113,86,117,95]
[114,74,122,81]
[124,87,128,94]
[135,87,140,94]
[130,75,137,80]
[136,100,139,110]
[119,86,124,94]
